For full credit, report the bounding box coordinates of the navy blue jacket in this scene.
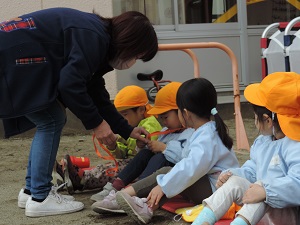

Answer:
[0,8,133,138]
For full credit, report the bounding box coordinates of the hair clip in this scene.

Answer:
[211,107,218,116]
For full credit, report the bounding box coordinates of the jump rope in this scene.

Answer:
[92,128,183,176]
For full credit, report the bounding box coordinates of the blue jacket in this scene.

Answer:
[228,135,300,208]
[0,8,133,138]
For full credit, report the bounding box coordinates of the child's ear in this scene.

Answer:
[183,108,189,118]
[138,106,146,115]
[263,114,273,126]
[263,114,270,121]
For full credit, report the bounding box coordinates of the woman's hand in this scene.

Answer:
[216,172,232,188]
[106,140,117,150]
[93,120,117,146]
[130,127,149,144]
[147,185,164,208]
[147,141,166,153]
[243,183,266,204]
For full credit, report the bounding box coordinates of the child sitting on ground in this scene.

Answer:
[58,85,162,194]
[93,77,240,224]
[192,72,300,225]
[90,82,195,205]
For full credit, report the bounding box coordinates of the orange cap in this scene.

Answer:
[147,82,181,115]
[244,72,300,141]
[114,85,153,117]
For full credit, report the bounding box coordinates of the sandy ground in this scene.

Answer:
[0,118,256,225]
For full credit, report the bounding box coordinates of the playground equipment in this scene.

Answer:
[284,17,300,74]
[137,70,171,102]
[158,42,250,151]
[261,17,300,78]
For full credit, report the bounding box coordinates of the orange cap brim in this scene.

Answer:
[147,106,178,115]
[277,114,300,141]
[116,106,137,111]
[244,83,265,106]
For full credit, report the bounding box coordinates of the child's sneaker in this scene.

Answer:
[52,160,64,186]
[18,185,75,209]
[25,184,84,217]
[63,154,84,194]
[91,190,125,214]
[90,182,116,201]
[116,191,153,224]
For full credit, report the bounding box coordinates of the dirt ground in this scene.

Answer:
[0,118,256,225]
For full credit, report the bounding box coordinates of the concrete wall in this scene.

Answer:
[0,109,90,139]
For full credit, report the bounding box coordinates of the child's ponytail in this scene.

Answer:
[177,78,233,150]
[211,109,233,150]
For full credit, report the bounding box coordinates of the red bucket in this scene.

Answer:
[70,156,90,168]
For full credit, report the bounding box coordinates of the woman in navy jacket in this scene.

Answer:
[0,8,158,217]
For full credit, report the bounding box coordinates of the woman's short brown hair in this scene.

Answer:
[100,11,158,62]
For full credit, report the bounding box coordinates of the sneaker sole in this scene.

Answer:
[116,192,148,224]
[92,206,125,214]
[25,205,84,217]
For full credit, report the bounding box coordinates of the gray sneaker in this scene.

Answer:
[116,192,153,224]
[90,182,116,201]
[91,190,125,214]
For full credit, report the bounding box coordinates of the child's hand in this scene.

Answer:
[243,183,266,204]
[147,185,164,208]
[130,127,149,144]
[136,139,147,149]
[147,141,166,153]
[216,172,232,188]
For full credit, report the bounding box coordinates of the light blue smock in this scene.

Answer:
[158,127,195,164]
[157,121,239,198]
[229,135,300,208]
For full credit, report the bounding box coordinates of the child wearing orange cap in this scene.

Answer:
[60,85,162,194]
[91,82,195,210]
[94,78,239,223]
[192,72,300,225]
